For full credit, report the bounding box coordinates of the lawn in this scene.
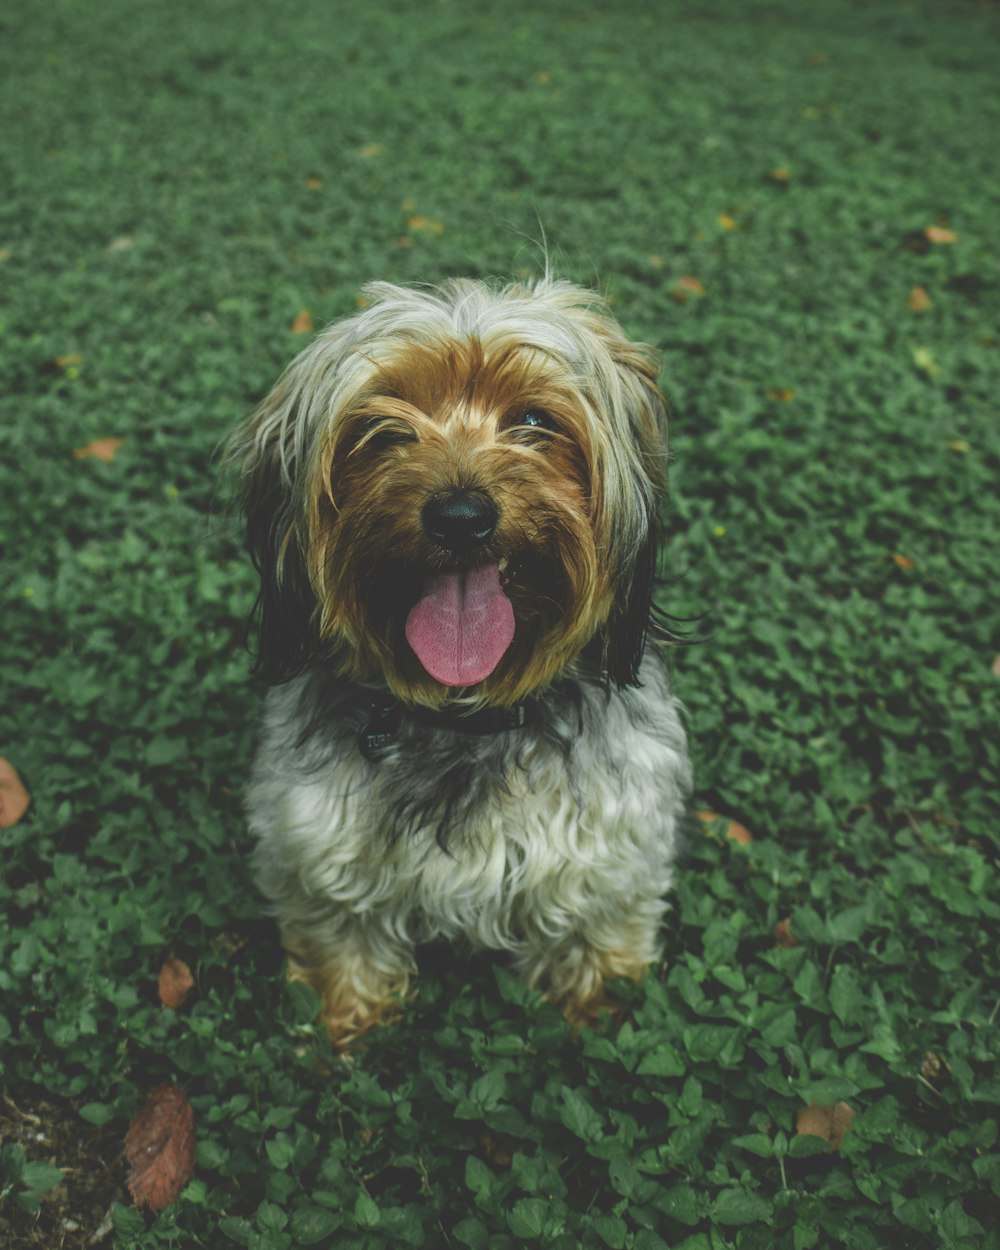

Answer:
[1,0,998,1247]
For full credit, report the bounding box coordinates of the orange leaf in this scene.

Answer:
[795,1101,855,1152]
[407,215,445,236]
[0,758,30,827]
[768,167,791,182]
[893,553,915,571]
[696,809,753,846]
[907,286,932,313]
[55,353,83,370]
[670,275,705,303]
[306,176,322,189]
[291,309,314,335]
[73,437,123,462]
[158,955,195,1009]
[125,1084,196,1211]
[924,226,957,244]
[773,918,799,948]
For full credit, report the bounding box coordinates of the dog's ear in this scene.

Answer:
[602,518,660,687]
[597,335,670,688]
[232,386,318,684]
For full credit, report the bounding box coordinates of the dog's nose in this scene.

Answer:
[422,490,498,553]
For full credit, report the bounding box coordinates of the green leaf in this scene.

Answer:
[558,1086,604,1141]
[290,1206,342,1244]
[21,1161,63,1192]
[636,1043,686,1077]
[507,1197,549,1238]
[711,1187,772,1225]
[354,1192,380,1228]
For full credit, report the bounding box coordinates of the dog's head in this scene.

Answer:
[233,277,670,707]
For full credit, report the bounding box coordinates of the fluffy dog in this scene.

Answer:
[232,275,692,1046]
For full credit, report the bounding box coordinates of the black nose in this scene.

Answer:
[422,490,498,553]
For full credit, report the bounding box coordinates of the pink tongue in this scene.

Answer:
[405,563,515,686]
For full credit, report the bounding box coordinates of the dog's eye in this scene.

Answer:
[511,409,558,442]
[361,421,417,453]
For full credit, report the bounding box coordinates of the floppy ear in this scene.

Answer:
[232,387,318,684]
[597,338,670,688]
[602,516,661,687]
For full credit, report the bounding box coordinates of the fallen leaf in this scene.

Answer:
[55,353,83,370]
[920,1052,950,1087]
[697,810,753,846]
[768,388,795,402]
[670,275,705,303]
[407,215,444,236]
[768,167,791,182]
[0,758,30,827]
[125,1084,196,1211]
[924,225,957,244]
[907,286,932,313]
[158,955,194,1009]
[893,553,915,571]
[306,176,322,189]
[912,346,940,379]
[73,437,123,462]
[718,213,737,230]
[291,309,314,335]
[795,1101,854,1152]
[773,918,799,948]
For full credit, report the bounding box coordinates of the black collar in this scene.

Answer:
[359,698,539,759]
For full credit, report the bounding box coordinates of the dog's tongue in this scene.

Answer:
[405,563,515,686]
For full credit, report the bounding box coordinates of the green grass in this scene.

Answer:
[2,0,999,1247]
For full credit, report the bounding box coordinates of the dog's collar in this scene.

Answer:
[359,698,539,760]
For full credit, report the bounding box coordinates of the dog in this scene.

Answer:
[232,275,692,1046]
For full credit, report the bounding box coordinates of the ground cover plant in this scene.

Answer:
[1,0,998,1246]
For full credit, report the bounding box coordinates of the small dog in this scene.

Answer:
[232,275,692,1046]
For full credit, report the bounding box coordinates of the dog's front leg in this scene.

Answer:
[512,896,667,1028]
[280,910,416,1049]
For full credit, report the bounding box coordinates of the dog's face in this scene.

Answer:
[235,278,669,707]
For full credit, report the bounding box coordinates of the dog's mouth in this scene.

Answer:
[404,562,516,687]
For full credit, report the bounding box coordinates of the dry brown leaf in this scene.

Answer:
[73,437,123,462]
[773,918,799,948]
[696,809,753,846]
[908,286,932,313]
[0,758,30,827]
[768,388,796,402]
[125,1084,196,1211]
[893,553,915,571]
[55,353,84,370]
[671,275,705,303]
[291,309,314,335]
[992,656,1000,679]
[924,226,957,244]
[407,215,445,236]
[158,955,195,1009]
[795,1101,855,1151]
